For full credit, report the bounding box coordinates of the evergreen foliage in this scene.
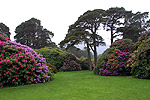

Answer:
[14,18,55,49]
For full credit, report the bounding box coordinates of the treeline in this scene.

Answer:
[0,18,93,58]
[0,7,150,70]
[59,7,150,69]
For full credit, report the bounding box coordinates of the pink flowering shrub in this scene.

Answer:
[59,59,82,72]
[98,48,131,76]
[59,52,82,72]
[0,33,52,88]
[95,39,134,76]
[110,39,135,52]
[0,33,10,41]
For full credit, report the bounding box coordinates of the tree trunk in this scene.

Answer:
[111,28,113,44]
[91,32,98,67]
[86,43,92,70]
[93,45,97,66]
[93,33,97,66]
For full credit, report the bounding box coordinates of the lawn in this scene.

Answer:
[0,70,150,100]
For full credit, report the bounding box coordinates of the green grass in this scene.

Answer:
[0,70,150,100]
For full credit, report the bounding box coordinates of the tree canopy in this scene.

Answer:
[103,7,149,43]
[59,28,94,70]
[60,9,106,67]
[14,18,55,49]
[0,23,11,37]
[117,11,149,42]
[103,7,127,44]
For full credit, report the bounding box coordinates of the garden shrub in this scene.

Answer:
[35,47,80,70]
[35,47,64,69]
[96,39,134,76]
[0,34,53,88]
[138,31,150,42]
[98,48,131,76]
[94,51,108,75]
[110,39,135,52]
[78,57,90,70]
[0,33,10,41]
[59,59,82,72]
[135,31,150,48]
[46,63,57,74]
[127,38,150,79]
[58,52,82,72]
[60,52,77,61]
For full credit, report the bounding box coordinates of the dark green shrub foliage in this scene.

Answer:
[138,31,150,42]
[35,47,64,69]
[135,31,150,48]
[61,52,77,61]
[46,63,58,74]
[128,38,150,79]
[35,47,80,71]
[78,57,90,70]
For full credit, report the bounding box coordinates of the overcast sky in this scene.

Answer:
[0,0,150,53]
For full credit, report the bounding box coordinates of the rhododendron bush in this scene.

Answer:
[95,39,134,76]
[127,31,150,79]
[97,48,131,76]
[59,59,82,72]
[110,39,135,52]
[0,33,53,88]
[95,31,150,79]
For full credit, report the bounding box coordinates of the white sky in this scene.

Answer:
[0,0,150,53]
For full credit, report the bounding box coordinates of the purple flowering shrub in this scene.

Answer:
[59,59,82,72]
[0,34,53,88]
[96,39,134,76]
[98,48,131,76]
[98,48,120,76]
[7,41,51,82]
[117,52,131,75]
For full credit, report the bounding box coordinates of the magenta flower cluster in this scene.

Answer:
[0,33,50,88]
[99,44,131,76]
[0,33,10,41]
